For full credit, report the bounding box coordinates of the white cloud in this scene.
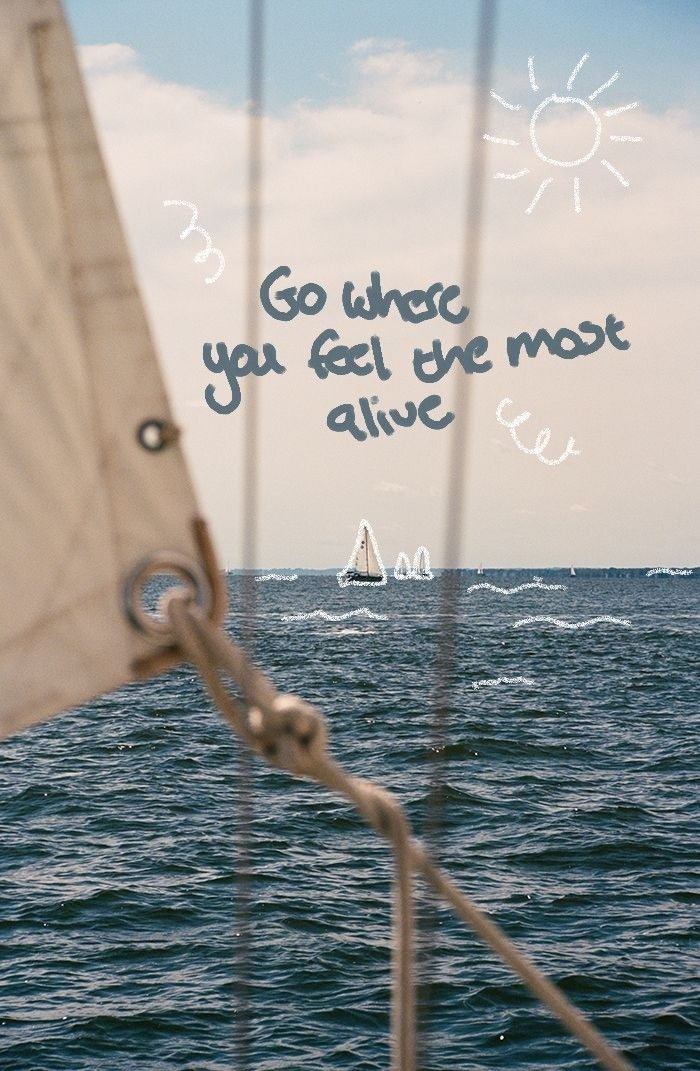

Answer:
[80,43,137,73]
[350,38,407,55]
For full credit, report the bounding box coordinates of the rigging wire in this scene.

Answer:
[236,1,265,1065]
[421,0,498,1058]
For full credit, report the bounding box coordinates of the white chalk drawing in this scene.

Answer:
[525,176,553,214]
[468,576,567,595]
[163,199,225,284]
[645,567,692,577]
[490,92,521,112]
[337,519,388,588]
[496,398,580,466]
[282,608,388,623]
[255,573,298,582]
[527,56,539,94]
[486,53,642,213]
[495,168,530,180]
[484,134,520,146]
[394,552,412,581]
[600,158,629,187]
[411,546,433,580]
[513,615,632,630]
[472,676,536,691]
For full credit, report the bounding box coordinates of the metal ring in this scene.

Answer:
[137,419,178,452]
[123,551,214,640]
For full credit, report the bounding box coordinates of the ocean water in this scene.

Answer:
[0,572,697,1071]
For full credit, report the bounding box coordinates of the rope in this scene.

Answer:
[165,594,634,1071]
[168,594,416,1071]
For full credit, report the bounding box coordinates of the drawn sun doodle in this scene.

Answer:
[485,53,642,214]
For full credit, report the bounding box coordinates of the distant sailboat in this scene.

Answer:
[394,552,411,580]
[570,566,576,577]
[411,546,433,580]
[338,520,387,586]
[477,563,484,576]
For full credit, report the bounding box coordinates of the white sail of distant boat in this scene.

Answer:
[394,552,412,580]
[337,519,387,587]
[570,566,577,577]
[411,546,433,580]
[477,563,484,575]
[0,0,216,740]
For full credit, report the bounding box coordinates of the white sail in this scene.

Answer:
[361,525,380,576]
[411,546,433,580]
[394,552,411,580]
[0,0,212,739]
[338,519,386,586]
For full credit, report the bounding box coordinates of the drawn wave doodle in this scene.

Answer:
[646,567,692,577]
[513,615,632,630]
[471,676,536,691]
[256,574,299,582]
[496,398,580,466]
[282,608,388,623]
[468,575,566,595]
[163,199,225,284]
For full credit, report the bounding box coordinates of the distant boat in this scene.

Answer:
[477,563,484,575]
[394,552,412,580]
[570,566,576,577]
[338,520,387,586]
[411,546,433,580]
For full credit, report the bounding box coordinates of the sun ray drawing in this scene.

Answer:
[486,52,642,214]
[491,90,521,111]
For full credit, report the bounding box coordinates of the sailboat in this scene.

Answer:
[570,566,577,577]
[411,546,433,580]
[477,563,484,575]
[394,552,412,580]
[0,5,636,1071]
[337,519,387,586]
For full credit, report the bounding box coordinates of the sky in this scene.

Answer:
[65,0,700,114]
[62,1,699,569]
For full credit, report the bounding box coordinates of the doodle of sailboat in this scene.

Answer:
[411,546,433,580]
[337,520,387,586]
[394,552,412,580]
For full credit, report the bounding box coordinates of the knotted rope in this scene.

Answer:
[165,593,634,1071]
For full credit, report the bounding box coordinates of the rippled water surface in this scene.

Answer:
[1,572,697,1070]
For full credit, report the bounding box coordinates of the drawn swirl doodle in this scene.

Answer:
[163,199,225,284]
[496,397,580,466]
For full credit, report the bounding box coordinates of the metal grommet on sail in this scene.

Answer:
[136,418,179,452]
[123,552,214,640]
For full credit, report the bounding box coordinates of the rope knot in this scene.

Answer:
[247,693,327,776]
